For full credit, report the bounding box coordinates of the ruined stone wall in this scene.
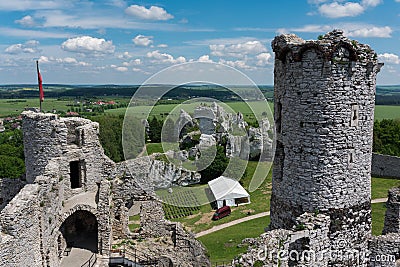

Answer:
[383,188,400,235]
[0,177,26,211]
[372,153,400,179]
[0,184,43,267]
[236,213,331,266]
[22,111,115,194]
[140,200,170,238]
[22,112,64,183]
[271,30,380,265]
[369,234,400,267]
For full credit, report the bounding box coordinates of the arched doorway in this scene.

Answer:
[60,210,98,253]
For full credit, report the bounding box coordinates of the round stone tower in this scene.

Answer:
[270,30,382,264]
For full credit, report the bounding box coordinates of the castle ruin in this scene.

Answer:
[0,112,209,266]
[236,30,400,266]
[0,30,399,267]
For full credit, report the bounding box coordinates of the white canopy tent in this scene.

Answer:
[208,176,250,209]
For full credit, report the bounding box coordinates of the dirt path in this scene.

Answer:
[195,197,389,238]
[195,211,270,238]
[371,198,388,204]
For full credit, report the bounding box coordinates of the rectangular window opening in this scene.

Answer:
[69,161,82,189]
[350,104,359,127]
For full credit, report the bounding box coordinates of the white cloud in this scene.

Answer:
[38,56,50,63]
[109,0,126,8]
[61,36,115,55]
[117,51,133,59]
[0,27,70,39]
[121,59,142,66]
[157,44,168,48]
[361,0,382,7]
[198,55,213,63]
[378,53,400,64]
[132,35,153,46]
[5,40,40,54]
[219,59,252,69]
[278,23,392,38]
[256,53,272,66]
[210,41,267,58]
[319,2,364,18]
[316,0,383,18]
[125,5,174,20]
[115,66,128,72]
[37,56,90,66]
[131,59,141,65]
[15,15,36,27]
[146,50,186,64]
[346,26,392,38]
[0,0,64,11]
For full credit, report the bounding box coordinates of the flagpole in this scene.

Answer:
[36,60,42,112]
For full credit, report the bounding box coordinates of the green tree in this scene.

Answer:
[91,115,125,162]
[199,145,229,184]
[0,155,25,178]
[373,119,400,156]
[148,116,162,143]
[162,118,176,142]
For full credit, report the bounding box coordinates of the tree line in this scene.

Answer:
[1,116,399,179]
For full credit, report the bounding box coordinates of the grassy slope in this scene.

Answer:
[197,177,398,263]
[171,161,272,233]
[198,216,270,264]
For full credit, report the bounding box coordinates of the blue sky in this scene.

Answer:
[0,0,399,84]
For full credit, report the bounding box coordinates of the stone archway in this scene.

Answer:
[59,210,98,253]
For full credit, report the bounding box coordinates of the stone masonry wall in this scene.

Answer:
[372,153,400,179]
[235,213,331,267]
[383,187,400,235]
[0,184,42,267]
[271,30,380,266]
[0,177,26,211]
[369,234,400,267]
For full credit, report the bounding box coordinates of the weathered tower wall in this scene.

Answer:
[270,30,381,265]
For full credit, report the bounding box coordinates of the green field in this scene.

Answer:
[0,98,74,117]
[107,101,399,121]
[374,105,400,120]
[198,216,270,265]
[0,97,398,121]
[106,100,274,123]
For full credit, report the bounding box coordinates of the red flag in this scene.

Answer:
[36,61,44,102]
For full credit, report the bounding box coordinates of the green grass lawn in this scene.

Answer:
[199,202,388,264]
[0,98,74,117]
[198,216,270,264]
[372,202,387,236]
[146,143,164,154]
[371,177,400,199]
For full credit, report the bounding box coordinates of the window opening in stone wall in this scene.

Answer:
[70,161,82,189]
[350,104,359,127]
[275,141,285,181]
[276,101,282,133]
[348,149,355,169]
